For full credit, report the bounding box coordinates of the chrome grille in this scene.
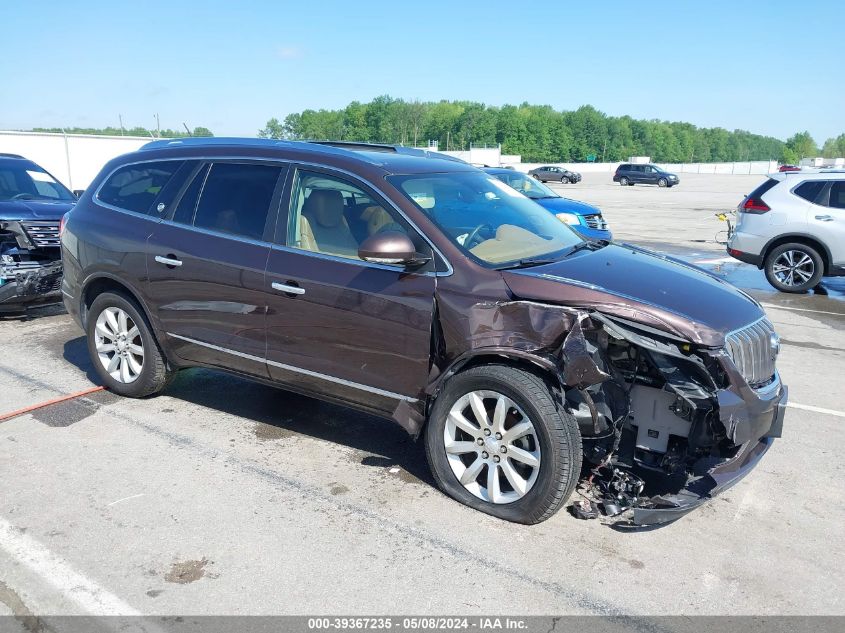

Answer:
[583,214,607,230]
[20,221,61,247]
[725,318,778,388]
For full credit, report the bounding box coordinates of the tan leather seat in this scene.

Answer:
[301,189,359,258]
[360,205,395,236]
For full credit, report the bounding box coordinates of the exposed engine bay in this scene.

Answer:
[559,311,784,526]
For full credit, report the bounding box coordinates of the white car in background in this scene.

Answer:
[727,170,845,292]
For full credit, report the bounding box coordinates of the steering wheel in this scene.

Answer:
[464,223,492,249]
[11,193,36,200]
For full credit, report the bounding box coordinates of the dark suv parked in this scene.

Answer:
[1,154,75,313]
[614,163,679,187]
[62,138,786,526]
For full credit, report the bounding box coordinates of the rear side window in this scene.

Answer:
[97,161,183,214]
[794,180,826,204]
[192,162,283,240]
[829,181,845,209]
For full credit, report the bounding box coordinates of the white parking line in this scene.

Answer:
[761,304,845,317]
[787,403,845,418]
[0,516,140,616]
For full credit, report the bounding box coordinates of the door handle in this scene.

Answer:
[272,281,305,296]
[154,255,183,267]
[815,215,834,222]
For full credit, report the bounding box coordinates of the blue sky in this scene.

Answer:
[3,0,843,142]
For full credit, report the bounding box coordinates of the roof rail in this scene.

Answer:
[310,141,468,163]
[139,137,292,151]
[0,153,24,159]
[781,168,845,175]
[309,140,404,153]
[136,137,468,165]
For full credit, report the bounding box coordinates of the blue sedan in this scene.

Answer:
[483,168,611,241]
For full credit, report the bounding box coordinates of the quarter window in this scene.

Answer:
[193,163,282,240]
[98,161,183,214]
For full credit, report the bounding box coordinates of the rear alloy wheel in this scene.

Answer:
[425,365,581,524]
[533,174,541,180]
[764,243,823,293]
[87,291,172,397]
[658,178,668,187]
[619,177,629,186]
[95,307,144,384]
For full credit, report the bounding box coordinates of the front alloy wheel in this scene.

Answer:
[424,365,581,524]
[444,390,541,503]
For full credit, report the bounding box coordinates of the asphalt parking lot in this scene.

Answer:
[1,172,843,619]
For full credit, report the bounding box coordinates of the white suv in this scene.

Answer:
[727,171,845,292]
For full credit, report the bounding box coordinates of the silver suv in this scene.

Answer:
[727,171,845,292]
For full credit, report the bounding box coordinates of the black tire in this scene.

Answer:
[658,178,668,187]
[533,174,541,180]
[424,365,581,524]
[619,177,629,186]
[763,242,824,293]
[86,291,172,397]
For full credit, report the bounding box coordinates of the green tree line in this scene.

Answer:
[28,126,214,138]
[259,96,842,164]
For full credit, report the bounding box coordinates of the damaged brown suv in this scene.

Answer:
[61,138,788,526]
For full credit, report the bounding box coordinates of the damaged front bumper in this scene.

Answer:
[0,260,64,312]
[631,383,786,526]
[632,435,773,526]
[575,314,788,527]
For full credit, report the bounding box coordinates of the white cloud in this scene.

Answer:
[276,45,303,60]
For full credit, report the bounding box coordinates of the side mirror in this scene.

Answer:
[358,231,429,267]
[72,189,85,198]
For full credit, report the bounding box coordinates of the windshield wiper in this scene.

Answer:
[497,256,560,270]
[563,240,609,257]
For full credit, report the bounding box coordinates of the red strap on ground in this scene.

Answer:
[0,385,106,423]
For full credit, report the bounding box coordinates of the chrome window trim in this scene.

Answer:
[159,217,274,249]
[92,154,454,276]
[166,332,418,403]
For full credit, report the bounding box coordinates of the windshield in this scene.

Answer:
[489,171,558,200]
[0,164,75,201]
[389,171,583,266]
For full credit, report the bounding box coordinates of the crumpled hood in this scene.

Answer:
[503,243,764,347]
[533,196,601,217]
[0,199,74,221]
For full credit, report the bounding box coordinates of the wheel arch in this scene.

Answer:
[425,349,564,424]
[80,273,154,330]
[762,234,832,274]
